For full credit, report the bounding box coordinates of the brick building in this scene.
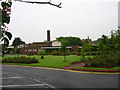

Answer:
[20,30,82,54]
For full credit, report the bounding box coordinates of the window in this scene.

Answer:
[28,49,30,51]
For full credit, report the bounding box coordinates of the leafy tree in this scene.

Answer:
[57,37,69,62]
[115,29,120,52]
[12,37,25,46]
[0,1,12,46]
[0,44,8,57]
[101,35,109,45]
[57,36,83,46]
[80,47,86,61]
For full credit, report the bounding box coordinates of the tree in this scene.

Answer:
[57,37,69,62]
[0,1,12,46]
[57,36,83,46]
[12,37,25,46]
[0,44,7,57]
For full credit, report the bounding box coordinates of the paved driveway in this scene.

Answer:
[1,65,119,89]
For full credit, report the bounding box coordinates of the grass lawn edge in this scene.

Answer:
[73,66,120,72]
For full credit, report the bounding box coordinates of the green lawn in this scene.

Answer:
[2,55,93,68]
[1,55,119,71]
[74,66,120,70]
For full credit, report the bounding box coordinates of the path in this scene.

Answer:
[62,62,85,69]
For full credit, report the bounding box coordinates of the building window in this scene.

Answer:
[33,49,37,51]
[25,50,27,52]
[28,49,30,51]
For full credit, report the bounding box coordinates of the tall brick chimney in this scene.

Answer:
[47,30,50,42]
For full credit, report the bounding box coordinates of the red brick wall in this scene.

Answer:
[20,47,41,55]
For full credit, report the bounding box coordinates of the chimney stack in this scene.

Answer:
[47,30,50,42]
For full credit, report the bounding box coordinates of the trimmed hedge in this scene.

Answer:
[2,57,39,64]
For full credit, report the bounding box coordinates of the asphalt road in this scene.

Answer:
[1,65,119,89]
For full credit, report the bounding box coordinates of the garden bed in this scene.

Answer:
[72,66,120,72]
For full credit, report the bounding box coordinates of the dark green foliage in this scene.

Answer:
[1,2,12,46]
[5,32,12,40]
[2,57,39,64]
[57,36,83,46]
[38,50,46,55]
[2,2,12,24]
[1,37,9,47]
[85,54,120,68]
[1,31,12,47]
[57,37,69,62]
[41,56,44,59]
[12,37,25,46]
[38,50,46,59]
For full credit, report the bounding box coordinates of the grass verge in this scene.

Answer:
[74,66,120,70]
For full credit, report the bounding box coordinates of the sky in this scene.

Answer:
[7,0,119,45]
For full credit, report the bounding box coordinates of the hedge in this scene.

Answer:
[2,56,39,64]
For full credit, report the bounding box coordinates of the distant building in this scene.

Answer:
[51,40,61,46]
[7,46,14,49]
[20,46,41,55]
[19,30,82,54]
[17,44,28,48]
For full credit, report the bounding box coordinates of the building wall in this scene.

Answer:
[20,47,41,55]
[52,40,61,46]
[28,42,52,46]
[17,44,27,48]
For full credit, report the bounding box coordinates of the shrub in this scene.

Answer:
[38,50,46,55]
[70,52,77,55]
[86,54,120,68]
[85,62,90,67]
[2,57,39,64]
[41,56,44,59]
[52,51,59,55]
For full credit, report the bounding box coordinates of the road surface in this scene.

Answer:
[0,65,119,89]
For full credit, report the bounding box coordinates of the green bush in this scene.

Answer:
[38,50,46,55]
[86,54,120,68]
[2,57,39,64]
[41,56,44,59]
[70,52,77,55]
[85,62,90,67]
[52,51,59,55]
[85,51,101,56]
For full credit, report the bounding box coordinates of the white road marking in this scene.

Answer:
[3,72,57,90]
[0,84,45,88]
[1,77,23,79]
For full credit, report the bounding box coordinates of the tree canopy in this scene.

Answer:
[57,36,83,46]
[12,37,25,46]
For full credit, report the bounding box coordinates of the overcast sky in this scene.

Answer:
[8,0,119,45]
